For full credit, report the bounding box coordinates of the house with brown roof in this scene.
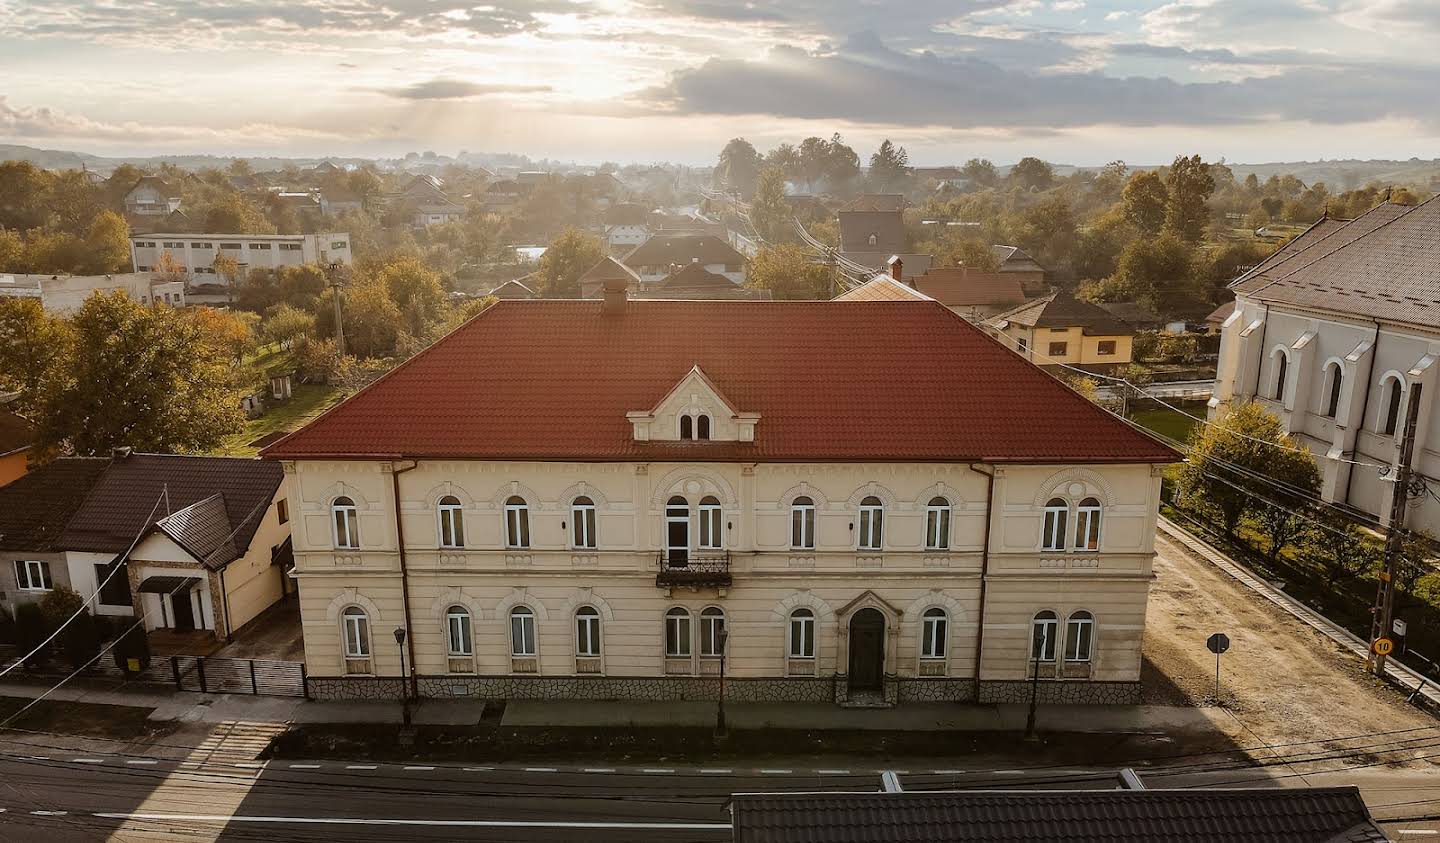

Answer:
[1212,199,1440,533]
[908,266,1032,320]
[642,263,768,300]
[989,291,1137,373]
[992,245,1049,296]
[622,234,746,286]
[579,256,645,298]
[123,177,181,217]
[57,452,292,640]
[262,283,1175,704]
[0,457,111,613]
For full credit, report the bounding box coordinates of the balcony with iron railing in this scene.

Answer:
[655,550,732,588]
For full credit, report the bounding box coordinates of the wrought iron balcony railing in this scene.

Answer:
[655,550,732,587]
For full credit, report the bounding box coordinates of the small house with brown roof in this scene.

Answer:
[643,263,767,300]
[0,457,111,613]
[909,266,1031,320]
[579,256,645,298]
[992,244,1049,296]
[123,177,182,217]
[622,234,746,286]
[989,291,1136,372]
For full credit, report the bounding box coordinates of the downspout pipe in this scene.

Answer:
[968,464,996,693]
[1344,321,1383,509]
[219,567,233,642]
[391,459,419,700]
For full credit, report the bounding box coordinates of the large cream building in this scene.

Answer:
[265,285,1175,705]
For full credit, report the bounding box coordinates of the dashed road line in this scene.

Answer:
[402,766,435,771]
[71,758,105,764]
[931,770,965,775]
[31,811,67,816]
[700,769,732,775]
[816,769,851,775]
[346,765,377,770]
[463,767,493,772]
[288,764,321,769]
[126,760,157,766]
[641,768,675,774]
[523,767,558,773]
[1399,831,1439,836]
[583,768,616,773]
[994,770,1025,776]
[234,762,264,769]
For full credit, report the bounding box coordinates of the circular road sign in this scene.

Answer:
[1206,633,1230,655]
[1373,637,1394,656]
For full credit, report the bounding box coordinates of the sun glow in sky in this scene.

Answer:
[4,0,1440,164]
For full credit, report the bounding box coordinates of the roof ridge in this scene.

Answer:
[1245,199,1429,298]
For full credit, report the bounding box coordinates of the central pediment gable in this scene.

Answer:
[627,365,760,443]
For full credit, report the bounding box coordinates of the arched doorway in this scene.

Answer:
[848,608,885,692]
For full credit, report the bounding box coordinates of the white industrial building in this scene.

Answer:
[0,273,186,313]
[130,233,351,285]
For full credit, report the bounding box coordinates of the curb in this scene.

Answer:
[1157,516,1440,713]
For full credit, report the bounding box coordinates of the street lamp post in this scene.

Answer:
[328,260,347,358]
[1024,649,1042,742]
[393,627,411,727]
[715,628,729,738]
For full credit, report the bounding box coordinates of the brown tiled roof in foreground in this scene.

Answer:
[263,300,1177,465]
[0,457,111,552]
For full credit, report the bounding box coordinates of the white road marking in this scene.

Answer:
[26,756,48,761]
[345,765,377,770]
[463,767,493,772]
[760,769,793,775]
[700,769,732,775]
[71,758,105,764]
[641,768,675,774]
[402,766,435,771]
[1399,832,1439,836]
[31,811,67,816]
[288,764,321,769]
[816,769,851,775]
[92,812,734,831]
[523,767,558,773]
[126,760,158,766]
[932,770,965,775]
[234,762,264,769]
[994,770,1025,775]
[583,768,616,773]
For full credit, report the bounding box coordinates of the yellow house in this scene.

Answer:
[264,284,1176,705]
[989,292,1135,373]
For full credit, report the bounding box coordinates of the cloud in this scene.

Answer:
[0,96,345,145]
[644,33,1440,130]
[376,78,553,99]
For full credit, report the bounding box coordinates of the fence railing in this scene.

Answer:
[170,656,307,697]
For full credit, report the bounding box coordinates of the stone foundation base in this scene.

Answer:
[977,679,1141,705]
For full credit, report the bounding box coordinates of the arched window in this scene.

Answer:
[445,606,472,657]
[679,414,694,440]
[1272,349,1289,401]
[700,606,726,657]
[698,495,723,550]
[858,495,884,550]
[665,495,689,565]
[921,607,948,659]
[867,232,878,247]
[504,495,530,549]
[509,606,536,657]
[571,496,597,549]
[1075,497,1102,552]
[1323,362,1344,418]
[791,495,816,549]
[1041,498,1068,552]
[788,608,815,659]
[925,496,951,550]
[1031,610,1058,661]
[1065,610,1094,662]
[696,415,711,440]
[575,606,601,657]
[341,606,370,667]
[332,496,359,549]
[1382,375,1405,435]
[437,495,465,548]
[665,607,691,657]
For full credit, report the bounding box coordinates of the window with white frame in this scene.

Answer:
[437,495,465,548]
[921,607,947,659]
[1065,610,1094,662]
[1041,498,1068,552]
[791,496,816,549]
[665,607,691,657]
[575,606,601,657]
[505,495,530,549]
[700,606,726,657]
[1323,362,1344,418]
[698,496,723,550]
[332,496,359,549]
[510,606,537,657]
[1382,376,1405,435]
[14,559,51,591]
[857,495,884,550]
[925,496,951,550]
[446,606,473,656]
[342,606,370,659]
[1074,497,1102,552]
[1272,349,1289,401]
[571,496,597,549]
[1031,610,1058,661]
[788,608,815,659]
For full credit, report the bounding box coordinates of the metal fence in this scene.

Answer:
[171,656,307,697]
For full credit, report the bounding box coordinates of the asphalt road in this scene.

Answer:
[3,750,1440,841]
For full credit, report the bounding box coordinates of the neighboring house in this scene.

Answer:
[130,233,351,284]
[481,279,539,300]
[319,188,364,216]
[839,251,934,276]
[647,212,725,238]
[992,245,1050,296]
[832,274,935,303]
[390,176,466,228]
[0,411,36,487]
[481,180,528,213]
[1205,299,1235,335]
[58,453,291,639]
[838,209,906,254]
[123,177,181,216]
[0,457,112,613]
[909,266,1031,320]
[579,256,645,298]
[641,263,767,300]
[0,273,184,313]
[989,292,1136,372]
[273,191,322,217]
[1211,199,1440,532]
[729,786,1385,843]
[837,194,906,212]
[262,284,1175,704]
[622,234,746,285]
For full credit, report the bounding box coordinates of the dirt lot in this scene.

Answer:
[1144,531,1438,756]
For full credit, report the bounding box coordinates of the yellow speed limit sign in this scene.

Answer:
[1373,637,1394,656]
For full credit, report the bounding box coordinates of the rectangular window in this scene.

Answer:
[1065,617,1093,662]
[248,243,271,250]
[331,241,348,250]
[700,612,725,657]
[510,613,537,657]
[15,560,52,591]
[698,505,722,550]
[1015,337,1028,354]
[575,614,601,657]
[572,505,596,549]
[343,615,370,658]
[95,563,132,606]
[280,243,303,251]
[1032,618,1057,661]
[791,504,815,549]
[1097,340,1117,355]
[277,499,289,524]
[1042,506,1068,552]
[191,242,212,249]
[858,506,883,550]
[447,612,472,656]
[925,506,950,550]
[220,243,242,250]
[665,614,691,657]
[1048,341,1068,356]
[789,614,814,658]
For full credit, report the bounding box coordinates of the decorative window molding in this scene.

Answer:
[560,587,615,622]
[1031,468,1115,508]
[776,481,831,510]
[649,465,738,509]
[771,590,836,624]
[495,587,549,620]
[429,587,484,623]
[325,587,381,623]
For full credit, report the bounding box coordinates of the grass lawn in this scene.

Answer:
[218,382,344,456]
[1130,406,1202,445]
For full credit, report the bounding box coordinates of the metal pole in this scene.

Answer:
[329,262,346,358]
[1372,384,1424,676]
[1024,652,1041,740]
[1214,650,1220,703]
[716,630,728,737]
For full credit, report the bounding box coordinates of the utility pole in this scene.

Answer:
[1371,383,1424,676]
[328,260,347,358]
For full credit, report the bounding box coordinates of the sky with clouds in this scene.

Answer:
[3,0,1440,165]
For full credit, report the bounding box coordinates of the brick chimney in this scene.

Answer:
[602,277,628,315]
[887,255,904,284]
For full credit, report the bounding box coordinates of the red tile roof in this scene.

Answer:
[263,300,1177,464]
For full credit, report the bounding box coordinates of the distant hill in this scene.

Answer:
[0,143,376,175]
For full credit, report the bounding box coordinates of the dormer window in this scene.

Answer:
[680,415,693,439]
[679,413,712,440]
[696,415,711,440]
[630,364,759,443]
[867,233,878,246]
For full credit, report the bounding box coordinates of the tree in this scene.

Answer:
[263,304,316,349]
[211,251,240,288]
[763,144,801,183]
[81,210,132,274]
[1009,157,1054,191]
[1177,402,1319,542]
[1311,517,1376,586]
[13,602,50,670]
[152,251,188,285]
[1397,530,1437,602]
[868,140,911,192]
[1099,234,1195,311]
[40,586,100,672]
[745,244,832,300]
[1164,154,1216,243]
[935,237,1001,271]
[341,278,404,358]
[1122,171,1168,236]
[961,158,999,189]
[1092,160,1129,202]
[0,297,70,415]
[716,138,762,198]
[0,228,21,271]
[376,255,448,338]
[35,291,246,454]
[535,227,606,298]
[111,621,151,676]
[203,194,276,234]
[748,167,791,245]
